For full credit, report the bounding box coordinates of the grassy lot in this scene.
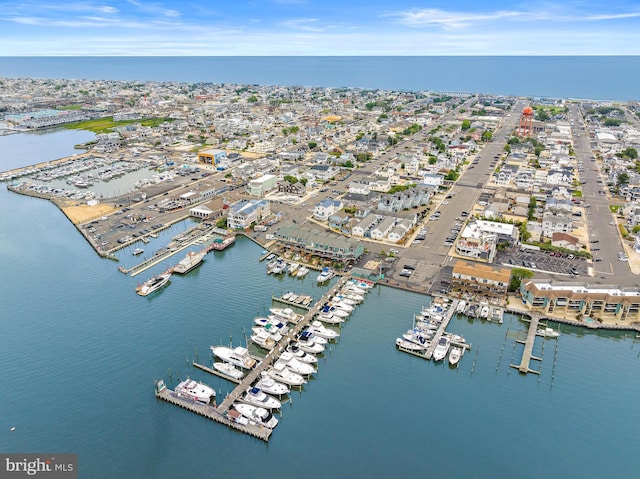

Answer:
[64,116,173,134]
[56,105,83,110]
[532,105,567,115]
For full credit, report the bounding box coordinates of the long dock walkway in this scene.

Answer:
[216,277,349,414]
[154,383,272,441]
[424,298,460,359]
[510,315,541,374]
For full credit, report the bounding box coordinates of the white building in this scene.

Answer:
[227,199,271,229]
[247,174,278,197]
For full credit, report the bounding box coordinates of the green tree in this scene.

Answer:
[344,160,354,168]
[216,217,228,229]
[509,268,534,292]
[617,172,630,189]
[284,175,298,184]
[461,119,471,131]
[300,178,308,186]
[481,130,493,142]
[308,141,317,149]
[527,196,537,220]
[247,95,258,103]
[504,144,511,154]
[534,145,543,158]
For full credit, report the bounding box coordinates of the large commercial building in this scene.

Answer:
[247,174,278,197]
[197,148,227,166]
[520,281,640,323]
[273,223,365,265]
[227,199,271,229]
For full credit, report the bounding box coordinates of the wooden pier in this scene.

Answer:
[216,278,350,415]
[510,315,541,374]
[424,298,463,359]
[154,382,272,441]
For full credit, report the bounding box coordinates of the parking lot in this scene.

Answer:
[495,248,590,276]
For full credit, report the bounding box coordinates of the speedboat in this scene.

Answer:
[432,336,450,361]
[242,387,282,410]
[396,337,428,351]
[270,258,287,275]
[213,361,244,380]
[253,317,289,334]
[286,344,318,364]
[320,304,349,318]
[402,328,432,346]
[174,378,215,405]
[480,305,490,318]
[307,320,340,340]
[456,300,466,313]
[288,263,300,275]
[255,372,290,396]
[233,403,279,429]
[316,267,335,283]
[448,346,462,365]
[133,247,144,256]
[536,327,560,338]
[269,307,301,323]
[275,351,316,376]
[136,271,171,296]
[210,346,257,369]
[267,362,306,386]
[329,301,354,313]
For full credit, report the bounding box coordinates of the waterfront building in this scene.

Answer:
[451,260,511,299]
[273,222,364,264]
[197,148,227,166]
[520,281,640,322]
[227,199,271,229]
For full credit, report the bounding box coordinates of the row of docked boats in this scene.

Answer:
[395,297,467,366]
[460,300,504,324]
[279,291,314,307]
[265,256,310,278]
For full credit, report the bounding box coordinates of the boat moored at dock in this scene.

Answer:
[242,387,282,410]
[172,249,206,274]
[213,361,245,380]
[210,346,258,369]
[174,378,216,405]
[136,271,171,296]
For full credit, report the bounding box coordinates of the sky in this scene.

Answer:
[1,0,640,56]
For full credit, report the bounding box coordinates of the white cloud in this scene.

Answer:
[387,8,523,29]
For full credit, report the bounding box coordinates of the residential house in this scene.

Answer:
[551,232,580,251]
[227,199,271,229]
[313,199,344,221]
[451,260,511,299]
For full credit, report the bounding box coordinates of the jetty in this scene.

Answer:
[424,298,466,359]
[510,315,542,374]
[193,361,241,384]
[271,293,313,310]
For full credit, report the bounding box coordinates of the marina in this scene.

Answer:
[158,276,368,440]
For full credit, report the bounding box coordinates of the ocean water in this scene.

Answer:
[1,56,640,101]
[1,130,640,478]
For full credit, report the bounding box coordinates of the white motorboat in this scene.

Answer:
[242,387,282,410]
[270,307,301,323]
[296,266,310,278]
[341,284,366,295]
[293,332,326,354]
[402,328,432,346]
[253,317,289,334]
[286,344,318,364]
[281,291,294,301]
[448,346,462,365]
[296,330,327,345]
[275,351,316,376]
[270,258,287,275]
[267,362,307,386]
[480,305,490,319]
[348,278,374,289]
[316,267,335,283]
[172,249,206,274]
[331,295,357,306]
[255,372,290,396]
[456,300,467,313]
[432,336,450,361]
[287,263,300,275]
[213,361,245,380]
[315,313,344,325]
[536,327,560,338]
[329,301,354,312]
[307,320,340,340]
[396,337,428,351]
[320,305,349,318]
[133,247,144,256]
[174,378,216,405]
[233,403,279,429]
[136,271,171,296]
[210,346,257,369]
[251,328,280,350]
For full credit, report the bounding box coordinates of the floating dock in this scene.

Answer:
[271,294,313,310]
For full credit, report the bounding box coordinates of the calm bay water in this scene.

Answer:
[2,56,640,101]
[1,130,640,478]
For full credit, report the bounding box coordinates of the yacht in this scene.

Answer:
[402,328,432,346]
[396,337,428,351]
[448,346,463,365]
[242,387,282,410]
[456,300,467,313]
[287,263,300,275]
[285,344,318,364]
[233,403,279,429]
[269,307,301,323]
[250,328,281,350]
[432,336,451,361]
[296,330,327,345]
[293,331,326,354]
[213,361,244,380]
[479,304,490,319]
[210,346,257,369]
[270,258,287,275]
[174,378,216,405]
[172,250,206,275]
[536,327,560,338]
[306,320,340,340]
[253,317,289,334]
[320,304,349,318]
[136,271,171,296]
[316,267,335,283]
[315,312,344,325]
[267,362,307,386]
[296,266,310,278]
[133,248,144,256]
[275,351,316,376]
[255,372,290,396]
